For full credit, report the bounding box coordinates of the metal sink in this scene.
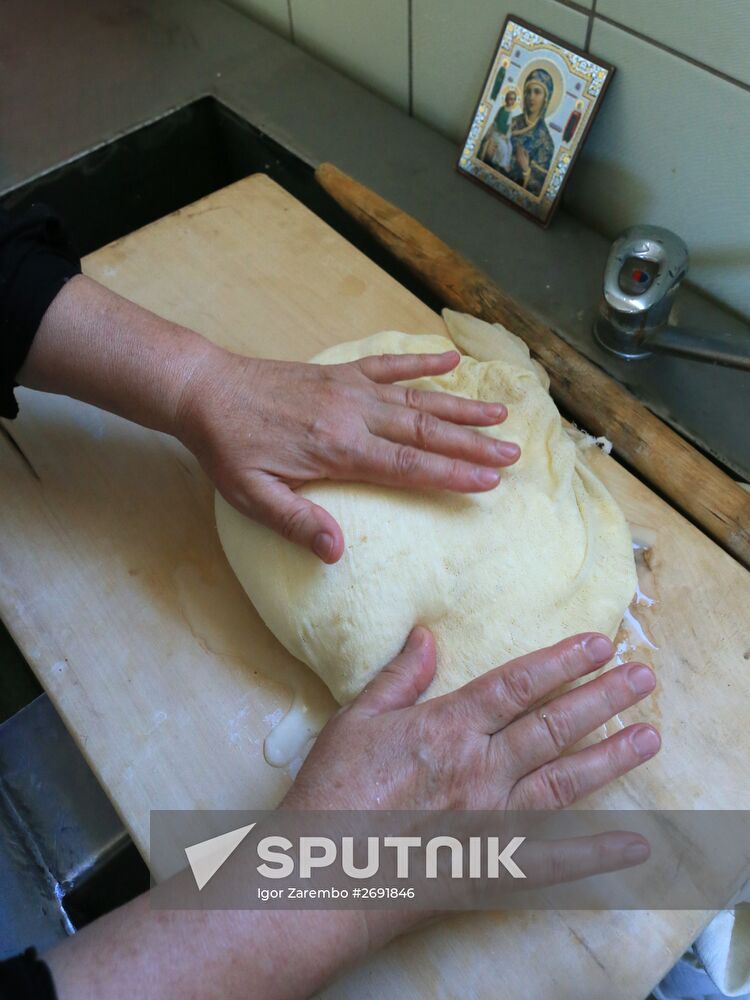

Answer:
[0,96,442,308]
[0,695,149,957]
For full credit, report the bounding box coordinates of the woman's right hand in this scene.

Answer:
[283,627,659,945]
[285,628,658,814]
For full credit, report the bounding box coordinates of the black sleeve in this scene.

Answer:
[0,203,81,419]
[0,947,57,999]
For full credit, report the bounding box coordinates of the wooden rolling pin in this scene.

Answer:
[315,162,750,571]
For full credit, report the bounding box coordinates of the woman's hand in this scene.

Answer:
[285,628,658,813]
[176,346,519,563]
[516,144,530,172]
[283,627,659,946]
[19,278,518,565]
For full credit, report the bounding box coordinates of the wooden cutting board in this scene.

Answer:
[2,174,749,999]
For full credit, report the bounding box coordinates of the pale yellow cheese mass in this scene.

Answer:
[216,310,636,704]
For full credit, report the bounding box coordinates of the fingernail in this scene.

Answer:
[313,532,334,560]
[488,403,507,420]
[494,441,520,461]
[476,468,501,487]
[627,664,655,695]
[583,634,613,664]
[631,726,660,758]
[405,627,425,651]
[623,840,650,865]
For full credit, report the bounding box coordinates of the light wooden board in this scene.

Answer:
[2,174,749,999]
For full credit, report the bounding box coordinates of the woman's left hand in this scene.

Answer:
[516,145,530,171]
[176,346,520,563]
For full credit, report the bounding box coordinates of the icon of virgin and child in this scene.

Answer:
[478,62,556,198]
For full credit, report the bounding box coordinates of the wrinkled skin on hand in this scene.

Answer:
[177,347,520,563]
[284,629,658,813]
[281,627,660,946]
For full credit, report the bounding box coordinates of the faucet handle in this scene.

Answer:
[603,225,688,323]
[595,226,750,371]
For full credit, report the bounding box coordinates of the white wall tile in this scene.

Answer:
[223,0,291,38]
[565,20,750,321]
[412,0,589,143]
[597,0,750,86]
[291,0,409,111]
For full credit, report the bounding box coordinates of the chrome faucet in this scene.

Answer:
[594,225,750,370]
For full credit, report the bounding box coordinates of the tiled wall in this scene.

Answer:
[226,0,750,322]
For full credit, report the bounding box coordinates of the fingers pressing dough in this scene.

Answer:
[216,310,636,704]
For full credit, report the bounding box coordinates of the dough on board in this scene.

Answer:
[216,310,636,704]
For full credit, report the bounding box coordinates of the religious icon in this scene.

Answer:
[458,17,615,226]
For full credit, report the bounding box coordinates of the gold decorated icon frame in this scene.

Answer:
[458,15,615,227]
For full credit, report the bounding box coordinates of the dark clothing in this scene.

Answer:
[0,208,75,1000]
[0,204,81,418]
[0,948,57,999]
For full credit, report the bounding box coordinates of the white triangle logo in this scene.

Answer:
[185,823,256,890]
